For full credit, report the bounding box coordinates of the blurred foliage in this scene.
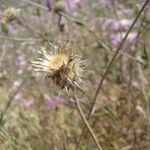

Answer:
[0,0,150,149]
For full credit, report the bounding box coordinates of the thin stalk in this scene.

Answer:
[72,91,102,150]
[0,79,26,123]
[138,63,149,104]
[22,0,48,10]
[0,36,41,42]
[75,0,150,149]
[0,41,7,69]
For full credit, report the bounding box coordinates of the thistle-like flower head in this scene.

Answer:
[31,42,85,90]
[3,7,19,23]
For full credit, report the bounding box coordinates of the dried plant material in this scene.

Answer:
[2,7,19,23]
[31,42,86,90]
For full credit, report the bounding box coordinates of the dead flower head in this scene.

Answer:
[2,7,19,23]
[31,42,86,90]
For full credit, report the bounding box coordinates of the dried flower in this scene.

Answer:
[3,7,19,23]
[0,7,19,33]
[31,42,85,90]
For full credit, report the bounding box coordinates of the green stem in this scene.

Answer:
[0,36,41,42]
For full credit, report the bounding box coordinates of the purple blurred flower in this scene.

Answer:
[25,100,35,108]
[104,19,133,31]
[17,54,27,68]
[12,92,23,105]
[110,32,138,47]
[44,0,53,11]
[110,33,122,46]
[138,0,150,4]
[45,96,64,108]
[99,0,115,7]
[14,93,22,101]
[65,0,86,14]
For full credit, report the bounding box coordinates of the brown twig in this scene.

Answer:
[75,0,150,149]
[72,90,102,150]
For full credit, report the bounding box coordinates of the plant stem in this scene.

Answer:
[75,0,150,149]
[72,91,102,150]
[0,79,25,124]
[22,0,48,11]
[0,36,41,42]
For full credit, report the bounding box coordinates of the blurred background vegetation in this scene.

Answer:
[0,0,150,149]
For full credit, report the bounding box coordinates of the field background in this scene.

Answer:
[0,0,150,150]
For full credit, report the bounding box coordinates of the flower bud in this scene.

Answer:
[4,7,19,22]
[54,1,66,14]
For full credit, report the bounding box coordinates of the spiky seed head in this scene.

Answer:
[3,7,19,23]
[31,42,85,90]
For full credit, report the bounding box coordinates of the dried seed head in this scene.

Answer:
[3,7,19,23]
[31,42,86,90]
[0,7,20,34]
